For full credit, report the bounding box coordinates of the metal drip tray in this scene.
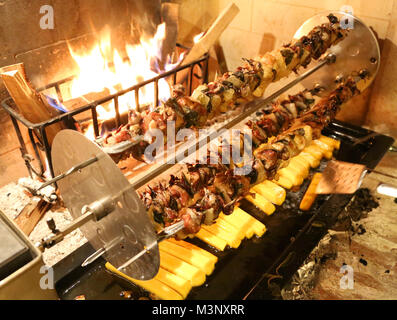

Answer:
[52,121,394,300]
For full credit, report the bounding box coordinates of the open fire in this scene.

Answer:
[64,23,186,140]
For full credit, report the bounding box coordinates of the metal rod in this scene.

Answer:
[81,236,123,267]
[40,126,55,178]
[28,129,45,176]
[91,107,100,138]
[10,116,32,177]
[55,84,63,103]
[204,58,209,83]
[130,55,334,190]
[37,209,97,251]
[81,247,106,267]
[114,97,121,128]
[81,219,185,269]
[135,89,140,111]
[154,79,159,107]
[188,65,194,96]
[117,220,185,271]
[37,156,99,190]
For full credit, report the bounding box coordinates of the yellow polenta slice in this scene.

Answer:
[159,241,215,275]
[159,250,206,287]
[105,262,183,300]
[195,228,227,251]
[252,180,286,206]
[166,239,218,265]
[245,193,276,216]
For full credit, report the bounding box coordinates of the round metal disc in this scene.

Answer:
[51,130,160,280]
[294,11,380,90]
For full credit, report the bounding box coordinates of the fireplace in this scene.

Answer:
[1,50,209,179]
[0,0,396,302]
[0,0,216,186]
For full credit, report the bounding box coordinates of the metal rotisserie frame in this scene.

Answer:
[52,120,394,300]
[1,48,209,179]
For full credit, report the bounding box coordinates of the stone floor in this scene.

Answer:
[283,152,397,300]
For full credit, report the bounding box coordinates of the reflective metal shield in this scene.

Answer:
[294,11,381,90]
[51,130,160,280]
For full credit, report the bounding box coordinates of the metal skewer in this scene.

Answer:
[130,53,336,190]
[81,236,123,267]
[37,156,99,190]
[43,55,337,270]
[82,220,185,268]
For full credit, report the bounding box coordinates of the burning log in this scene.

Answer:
[0,64,65,146]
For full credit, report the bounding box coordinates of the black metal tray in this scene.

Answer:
[53,120,395,300]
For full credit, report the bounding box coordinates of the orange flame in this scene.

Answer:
[66,23,184,139]
[62,25,202,141]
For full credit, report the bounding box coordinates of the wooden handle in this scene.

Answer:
[182,2,239,66]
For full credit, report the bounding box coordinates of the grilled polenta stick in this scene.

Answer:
[234,207,267,237]
[304,145,324,160]
[159,241,215,276]
[291,156,311,172]
[299,173,323,211]
[155,267,192,299]
[309,141,333,159]
[278,167,304,187]
[320,135,341,150]
[299,151,321,168]
[105,263,184,300]
[159,250,206,287]
[220,207,254,239]
[219,212,252,238]
[167,239,218,265]
[196,228,228,251]
[288,158,309,178]
[201,224,241,248]
[140,73,362,242]
[252,181,286,206]
[220,209,254,239]
[273,177,293,190]
[247,220,267,238]
[313,139,334,154]
[245,193,276,216]
[216,218,246,240]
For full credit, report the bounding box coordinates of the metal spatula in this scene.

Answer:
[316,160,397,195]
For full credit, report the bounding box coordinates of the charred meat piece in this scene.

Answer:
[101,15,349,163]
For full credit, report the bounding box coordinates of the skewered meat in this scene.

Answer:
[102,14,349,161]
[139,74,366,238]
